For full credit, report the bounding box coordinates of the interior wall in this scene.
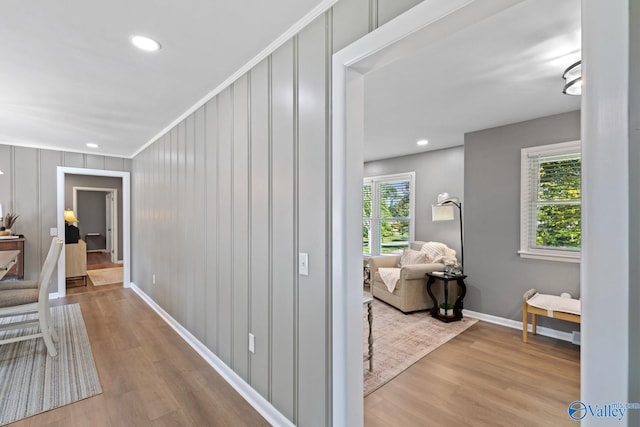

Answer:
[65,175,124,260]
[130,0,420,424]
[464,111,581,332]
[76,191,107,249]
[0,145,130,287]
[364,146,464,258]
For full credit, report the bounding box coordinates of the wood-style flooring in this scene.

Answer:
[364,320,580,427]
[66,252,122,296]
[10,288,269,426]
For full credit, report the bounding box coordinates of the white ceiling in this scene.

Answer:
[363,0,581,162]
[0,0,324,158]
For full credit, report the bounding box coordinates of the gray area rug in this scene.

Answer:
[0,303,102,425]
[364,297,477,395]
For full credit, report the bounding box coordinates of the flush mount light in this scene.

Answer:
[417,139,429,146]
[86,143,99,148]
[131,35,161,52]
[562,60,582,95]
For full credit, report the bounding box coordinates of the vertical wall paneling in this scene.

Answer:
[193,107,207,342]
[377,0,422,27]
[184,114,196,332]
[297,15,329,425]
[14,147,40,280]
[270,39,296,421]
[249,58,271,397]
[331,0,370,53]
[39,150,63,290]
[125,0,424,423]
[86,155,106,170]
[205,99,219,351]
[232,75,250,380]
[105,156,126,171]
[63,152,84,168]
[0,146,12,209]
[217,87,233,366]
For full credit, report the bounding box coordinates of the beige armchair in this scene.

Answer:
[369,241,450,313]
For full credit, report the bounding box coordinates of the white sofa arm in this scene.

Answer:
[401,263,444,280]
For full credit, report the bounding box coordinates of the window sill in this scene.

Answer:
[518,250,580,263]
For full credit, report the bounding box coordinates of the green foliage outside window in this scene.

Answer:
[535,157,581,249]
[363,178,411,254]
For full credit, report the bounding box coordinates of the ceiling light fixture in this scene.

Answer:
[417,139,429,146]
[131,35,161,52]
[562,60,582,95]
[86,143,99,148]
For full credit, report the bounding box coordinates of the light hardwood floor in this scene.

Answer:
[9,288,269,426]
[364,321,580,427]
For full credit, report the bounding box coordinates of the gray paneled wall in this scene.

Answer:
[464,111,581,332]
[130,0,422,425]
[0,144,130,288]
[364,146,464,260]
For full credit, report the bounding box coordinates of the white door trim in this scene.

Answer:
[55,167,130,298]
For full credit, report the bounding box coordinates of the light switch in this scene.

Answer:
[249,333,255,353]
[299,253,309,276]
[50,228,58,236]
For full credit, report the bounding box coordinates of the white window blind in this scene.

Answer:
[520,141,581,262]
[363,172,415,255]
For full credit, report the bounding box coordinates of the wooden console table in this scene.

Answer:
[0,237,24,280]
[66,239,87,287]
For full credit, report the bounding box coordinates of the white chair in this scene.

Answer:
[0,237,64,356]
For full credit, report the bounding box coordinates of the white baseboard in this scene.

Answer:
[463,309,577,344]
[128,282,294,427]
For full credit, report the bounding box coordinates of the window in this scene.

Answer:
[520,140,581,262]
[363,172,415,255]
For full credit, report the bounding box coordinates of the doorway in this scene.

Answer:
[55,166,131,298]
[72,186,118,263]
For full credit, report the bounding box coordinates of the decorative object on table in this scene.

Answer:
[431,192,464,272]
[426,272,467,322]
[64,208,80,244]
[363,298,477,396]
[0,304,102,426]
[0,212,19,236]
[562,60,582,95]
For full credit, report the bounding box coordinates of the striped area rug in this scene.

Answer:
[0,303,102,426]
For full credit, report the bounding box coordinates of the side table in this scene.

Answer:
[426,272,467,322]
[363,295,373,372]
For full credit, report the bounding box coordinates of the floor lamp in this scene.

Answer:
[431,193,463,272]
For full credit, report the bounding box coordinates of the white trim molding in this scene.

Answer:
[129,283,295,427]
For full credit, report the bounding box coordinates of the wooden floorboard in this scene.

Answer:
[364,320,580,427]
[7,288,269,427]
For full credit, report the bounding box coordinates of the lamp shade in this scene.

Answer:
[64,209,79,223]
[432,205,454,221]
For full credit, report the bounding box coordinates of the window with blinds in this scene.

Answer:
[363,172,415,255]
[520,141,581,262]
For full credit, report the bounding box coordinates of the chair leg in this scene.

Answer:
[38,306,57,357]
[45,307,58,342]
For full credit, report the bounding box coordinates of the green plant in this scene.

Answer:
[439,302,454,310]
[3,212,19,229]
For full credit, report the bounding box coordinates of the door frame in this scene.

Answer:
[72,186,118,260]
[55,167,130,298]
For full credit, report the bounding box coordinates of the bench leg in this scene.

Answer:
[532,312,537,336]
[522,302,528,343]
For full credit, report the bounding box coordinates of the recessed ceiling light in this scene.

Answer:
[86,143,99,148]
[417,139,429,146]
[131,35,161,52]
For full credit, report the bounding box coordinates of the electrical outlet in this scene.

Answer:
[299,253,309,276]
[249,333,255,353]
[152,274,156,285]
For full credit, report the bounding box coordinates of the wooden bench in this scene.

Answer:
[522,288,581,343]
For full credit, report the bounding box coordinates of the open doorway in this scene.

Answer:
[55,166,130,298]
[72,186,119,263]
